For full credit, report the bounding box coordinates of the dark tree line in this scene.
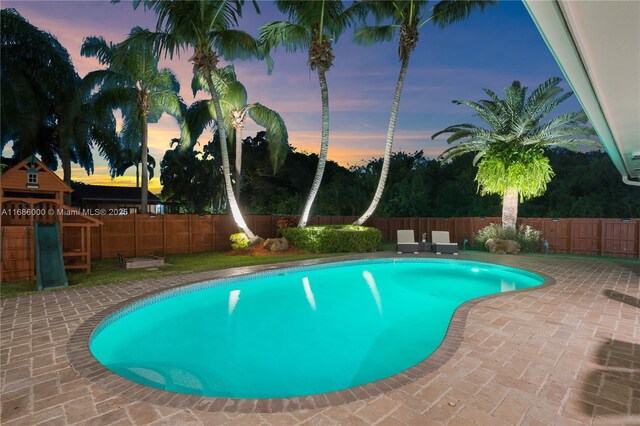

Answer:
[160,132,639,218]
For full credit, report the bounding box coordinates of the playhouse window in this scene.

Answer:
[27,172,39,188]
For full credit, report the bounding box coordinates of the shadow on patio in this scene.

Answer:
[603,289,640,309]
[578,288,639,418]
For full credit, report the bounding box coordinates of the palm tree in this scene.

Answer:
[1,8,75,160]
[57,84,122,205]
[352,0,496,225]
[117,0,262,238]
[110,142,157,188]
[81,27,185,213]
[432,78,599,229]
[187,65,288,199]
[259,0,362,228]
[160,136,226,214]
[2,8,118,200]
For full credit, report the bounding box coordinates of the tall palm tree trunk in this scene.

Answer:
[140,116,149,214]
[298,68,330,228]
[204,73,256,240]
[502,187,519,230]
[234,128,243,200]
[354,55,410,225]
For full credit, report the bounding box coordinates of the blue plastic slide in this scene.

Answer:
[35,222,68,290]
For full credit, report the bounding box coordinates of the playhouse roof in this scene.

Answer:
[1,157,72,194]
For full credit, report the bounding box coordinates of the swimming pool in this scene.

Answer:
[89,259,544,399]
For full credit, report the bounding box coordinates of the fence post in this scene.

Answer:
[637,220,640,259]
[214,214,216,251]
[568,221,574,254]
[87,228,91,272]
[600,219,605,256]
[470,219,475,245]
[133,214,138,257]
[188,215,193,253]
[163,214,167,255]
[99,214,105,260]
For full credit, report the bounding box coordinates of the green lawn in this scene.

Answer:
[3,246,636,299]
[0,251,340,299]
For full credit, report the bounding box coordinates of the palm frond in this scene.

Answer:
[259,21,310,55]
[80,70,129,96]
[212,29,261,61]
[247,103,289,172]
[531,91,573,122]
[148,91,185,124]
[532,137,601,151]
[431,123,492,144]
[472,151,486,166]
[119,107,145,152]
[439,139,490,162]
[221,81,248,111]
[92,87,138,112]
[503,80,526,128]
[431,0,497,28]
[191,72,208,97]
[324,0,360,40]
[529,111,590,139]
[183,99,218,147]
[80,36,115,65]
[148,68,180,93]
[482,88,501,103]
[454,100,504,130]
[353,25,396,46]
[523,77,561,116]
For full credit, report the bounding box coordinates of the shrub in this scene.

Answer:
[517,224,544,252]
[276,216,299,236]
[475,223,517,247]
[230,232,249,250]
[280,225,382,253]
[475,223,542,253]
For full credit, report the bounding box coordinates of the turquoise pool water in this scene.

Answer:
[90,259,544,398]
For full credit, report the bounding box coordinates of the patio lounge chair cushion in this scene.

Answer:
[396,229,419,253]
[432,231,458,255]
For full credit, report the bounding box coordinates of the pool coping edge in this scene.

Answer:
[66,254,556,414]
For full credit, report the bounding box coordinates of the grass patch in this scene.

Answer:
[3,247,634,299]
[0,251,339,299]
[380,241,396,251]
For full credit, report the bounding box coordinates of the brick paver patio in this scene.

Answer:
[1,252,638,425]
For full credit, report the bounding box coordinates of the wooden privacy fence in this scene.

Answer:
[90,215,639,259]
[365,217,640,258]
[92,214,358,259]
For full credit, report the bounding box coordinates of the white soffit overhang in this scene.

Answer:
[523,0,640,185]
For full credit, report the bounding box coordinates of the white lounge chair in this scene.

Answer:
[396,230,419,254]
[432,231,458,255]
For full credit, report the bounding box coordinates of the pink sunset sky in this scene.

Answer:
[2,1,581,193]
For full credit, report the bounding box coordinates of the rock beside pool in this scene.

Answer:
[486,238,521,254]
[264,237,289,252]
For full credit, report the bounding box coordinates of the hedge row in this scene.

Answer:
[280,225,382,253]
